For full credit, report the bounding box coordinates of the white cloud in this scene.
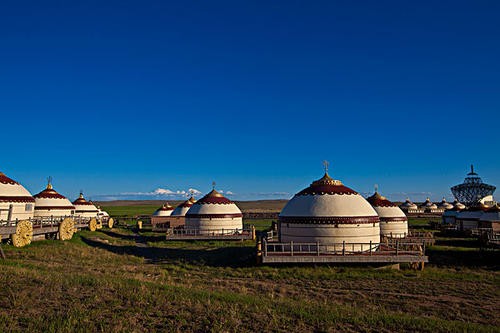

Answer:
[225,191,235,195]
[188,188,202,195]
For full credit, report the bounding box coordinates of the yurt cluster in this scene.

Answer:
[0,171,111,247]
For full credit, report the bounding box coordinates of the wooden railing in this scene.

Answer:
[166,227,251,237]
[262,239,425,257]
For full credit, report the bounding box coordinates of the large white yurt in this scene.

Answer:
[72,192,99,219]
[185,188,243,233]
[152,202,174,217]
[367,191,408,238]
[0,171,35,222]
[278,171,380,250]
[33,180,75,218]
[437,198,454,210]
[171,197,196,216]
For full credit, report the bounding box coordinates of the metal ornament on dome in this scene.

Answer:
[451,165,496,206]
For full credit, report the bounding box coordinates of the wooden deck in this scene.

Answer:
[165,227,255,241]
[259,240,428,266]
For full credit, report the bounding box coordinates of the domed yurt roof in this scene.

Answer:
[452,199,466,211]
[366,191,407,220]
[185,190,242,217]
[278,164,380,247]
[437,198,454,210]
[400,198,418,210]
[72,192,99,217]
[33,179,75,216]
[420,198,437,209]
[279,172,378,220]
[171,196,197,216]
[0,171,35,221]
[0,171,35,204]
[152,202,174,216]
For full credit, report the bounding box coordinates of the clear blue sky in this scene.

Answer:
[0,0,499,202]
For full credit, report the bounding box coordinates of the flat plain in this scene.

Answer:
[0,204,498,332]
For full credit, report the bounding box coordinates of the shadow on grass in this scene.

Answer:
[80,236,255,268]
[427,249,499,270]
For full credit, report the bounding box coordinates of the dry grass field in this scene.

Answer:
[0,207,499,332]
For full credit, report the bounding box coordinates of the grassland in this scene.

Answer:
[0,207,498,332]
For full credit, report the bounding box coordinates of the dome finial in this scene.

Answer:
[79,190,84,198]
[374,184,378,193]
[212,181,216,190]
[46,176,53,190]
[323,160,329,175]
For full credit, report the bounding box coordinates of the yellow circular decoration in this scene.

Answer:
[11,220,33,248]
[59,217,75,241]
[107,218,114,229]
[89,218,97,232]
[96,219,103,230]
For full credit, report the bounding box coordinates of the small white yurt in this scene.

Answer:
[420,198,439,213]
[437,198,454,210]
[278,170,380,250]
[171,196,196,216]
[152,202,174,217]
[33,180,75,218]
[185,187,243,233]
[442,200,465,225]
[0,171,35,222]
[367,191,408,238]
[399,198,419,213]
[72,192,99,219]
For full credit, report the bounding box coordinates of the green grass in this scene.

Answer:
[102,205,158,216]
[0,214,498,332]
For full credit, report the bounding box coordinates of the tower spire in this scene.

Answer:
[212,181,216,190]
[323,160,329,174]
[46,176,53,189]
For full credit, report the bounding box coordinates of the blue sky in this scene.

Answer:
[0,0,499,202]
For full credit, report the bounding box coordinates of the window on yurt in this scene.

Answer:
[25,204,33,211]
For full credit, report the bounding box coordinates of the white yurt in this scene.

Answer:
[185,188,243,233]
[97,206,110,220]
[33,180,75,218]
[278,171,380,250]
[171,196,196,216]
[399,198,419,213]
[367,191,408,238]
[442,200,465,225]
[452,199,466,210]
[0,171,35,222]
[72,192,99,219]
[420,198,440,213]
[437,198,454,210]
[152,202,174,217]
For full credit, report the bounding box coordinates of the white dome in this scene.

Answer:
[72,192,99,219]
[33,182,75,218]
[420,198,437,209]
[400,198,418,210]
[171,197,196,216]
[185,189,243,232]
[152,202,174,217]
[452,200,466,210]
[366,192,408,238]
[279,172,380,248]
[437,198,454,210]
[0,172,35,221]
